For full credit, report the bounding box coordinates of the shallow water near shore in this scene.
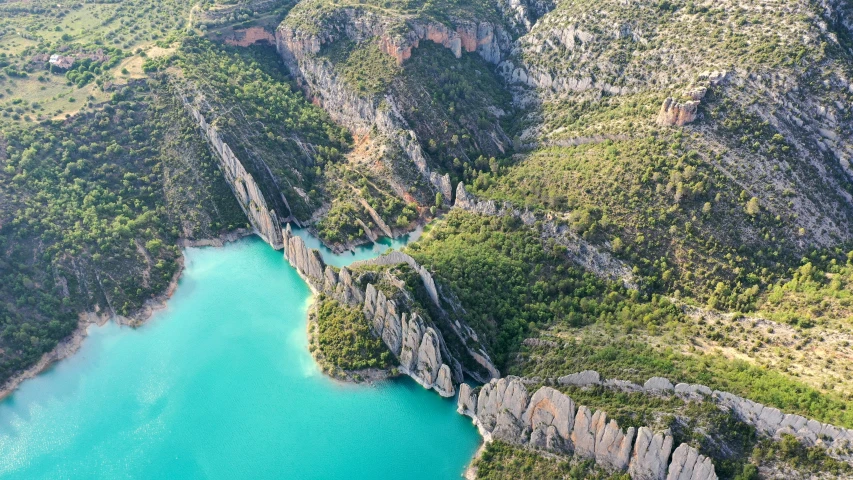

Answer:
[0,235,479,479]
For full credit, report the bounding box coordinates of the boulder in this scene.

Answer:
[644,377,675,393]
[557,370,601,387]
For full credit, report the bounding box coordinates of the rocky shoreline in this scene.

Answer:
[0,228,253,402]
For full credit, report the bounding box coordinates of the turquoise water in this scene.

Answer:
[290,226,423,268]
[0,235,479,479]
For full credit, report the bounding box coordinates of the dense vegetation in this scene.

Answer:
[474,441,629,480]
[320,39,399,95]
[313,297,391,370]
[171,37,351,221]
[394,42,513,187]
[407,210,853,428]
[0,80,245,382]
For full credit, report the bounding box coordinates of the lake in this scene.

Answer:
[0,233,479,479]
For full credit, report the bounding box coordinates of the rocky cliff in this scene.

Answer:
[458,377,717,480]
[281,225,498,395]
[274,4,518,204]
[275,26,452,201]
[181,95,284,250]
[528,368,853,465]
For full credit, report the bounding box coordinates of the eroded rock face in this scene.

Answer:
[558,370,602,387]
[596,418,636,471]
[629,427,674,480]
[415,328,442,385]
[460,381,718,479]
[666,443,717,480]
[644,377,675,392]
[571,405,596,458]
[283,226,325,288]
[476,377,530,435]
[183,99,284,249]
[524,387,575,452]
[657,97,700,126]
[457,383,478,417]
[435,364,455,397]
[399,313,425,371]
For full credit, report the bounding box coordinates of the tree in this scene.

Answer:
[745,197,760,216]
[435,192,443,208]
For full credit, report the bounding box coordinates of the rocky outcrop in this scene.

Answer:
[666,444,716,480]
[630,427,674,480]
[521,368,853,464]
[352,251,439,307]
[525,386,576,452]
[364,284,456,397]
[352,250,499,381]
[281,224,464,396]
[182,98,283,249]
[558,369,602,387]
[280,223,499,395]
[459,377,709,478]
[658,71,728,127]
[657,98,700,127]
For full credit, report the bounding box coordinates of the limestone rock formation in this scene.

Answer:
[644,377,675,392]
[458,380,720,478]
[457,383,478,417]
[476,377,530,436]
[415,328,442,384]
[399,313,425,371]
[524,387,575,452]
[283,226,324,287]
[666,443,717,480]
[657,98,700,126]
[558,369,602,387]
[435,364,455,397]
[596,417,636,471]
[183,100,284,249]
[571,406,597,458]
[630,427,674,480]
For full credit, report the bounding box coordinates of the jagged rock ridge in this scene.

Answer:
[181,95,284,249]
[458,377,717,480]
[281,225,498,395]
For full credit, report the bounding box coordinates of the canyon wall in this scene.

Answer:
[275,19,454,201]
[458,377,717,480]
[274,8,516,203]
[281,225,498,396]
[181,96,284,250]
